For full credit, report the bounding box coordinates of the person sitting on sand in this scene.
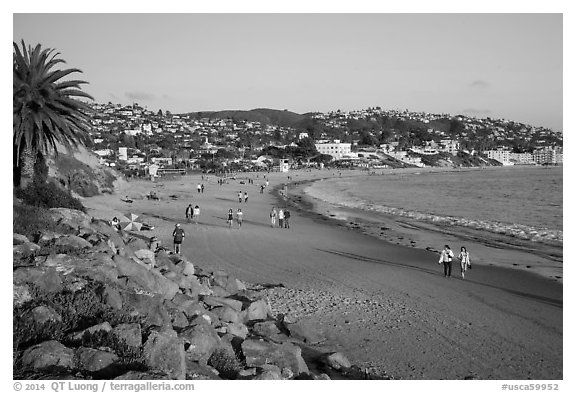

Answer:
[236,208,243,228]
[458,246,472,279]
[111,217,121,231]
[172,224,185,255]
[438,245,454,277]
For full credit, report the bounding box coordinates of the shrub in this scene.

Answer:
[208,348,242,379]
[15,180,86,212]
[13,203,62,240]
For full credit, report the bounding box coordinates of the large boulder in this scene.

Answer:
[285,321,326,345]
[113,323,142,349]
[13,266,63,293]
[212,306,241,324]
[143,329,186,380]
[252,321,288,343]
[76,347,119,374]
[100,286,123,310]
[179,321,221,363]
[121,292,171,329]
[68,322,113,343]
[13,242,41,259]
[13,233,30,245]
[325,352,351,370]
[21,340,75,371]
[134,249,155,268]
[126,237,149,252]
[246,299,272,322]
[241,339,309,376]
[49,208,93,230]
[27,305,62,325]
[41,253,118,284]
[225,322,249,340]
[13,284,33,307]
[181,261,195,277]
[52,235,93,251]
[113,255,179,300]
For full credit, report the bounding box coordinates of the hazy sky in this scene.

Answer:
[13,13,563,130]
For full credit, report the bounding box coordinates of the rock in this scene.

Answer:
[63,276,88,293]
[101,286,123,309]
[211,270,229,288]
[68,322,113,343]
[212,306,241,324]
[114,371,171,380]
[122,292,171,329]
[113,323,142,349]
[238,368,257,377]
[90,220,126,251]
[281,367,294,380]
[186,360,222,380]
[76,347,118,374]
[202,296,243,312]
[127,237,149,252]
[168,309,189,331]
[178,301,208,320]
[14,266,63,293]
[28,305,62,325]
[21,340,75,371]
[134,249,156,268]
[246,299,272,321]
[114,255,179,300]
[90,240,116,254]
[254,370,282,380]
[186,276,211,297]
[325,352,351,370]
[179,321,221,363]
[13,242,41,258]
[155,250,180,273]
[13,233,30,245]
[41,253,118,284]
[286,321,326,344]
[49,208,93,230]
[83,232,103,246]
[143,329,186,380]
[53,235,93,251]
[241,339,309,375]
[182,261,195,277]
[13,284,33,307]
[211,286,232,297]
[252,321,288,343]
[226,323,249,339]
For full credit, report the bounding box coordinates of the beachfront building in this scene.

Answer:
[533,147,563,165]
[440,139,460,155]
[509,152,536,165]
[315,140,352,160]
[483,148,511,164]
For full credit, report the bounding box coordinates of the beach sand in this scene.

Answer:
[83,169,562,379]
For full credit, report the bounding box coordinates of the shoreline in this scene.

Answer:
[279,170,563,283]
[81,169,563,379]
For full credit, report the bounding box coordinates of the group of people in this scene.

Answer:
[227,208,243,229]
[196,183,205,193]
[237,191,248,203]
[185,204,201,224]
[269,207,291,229]
[438,245,472,279]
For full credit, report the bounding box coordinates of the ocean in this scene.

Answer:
[304,166,563,246]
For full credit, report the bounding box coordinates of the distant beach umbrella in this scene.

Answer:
[118,213,143,231]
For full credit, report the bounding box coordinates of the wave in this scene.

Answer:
[304,184,563,245]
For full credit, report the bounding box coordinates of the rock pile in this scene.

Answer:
[13,208,364,380]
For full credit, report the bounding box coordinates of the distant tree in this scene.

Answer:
[297,137,317,157]
[13,40,93,188]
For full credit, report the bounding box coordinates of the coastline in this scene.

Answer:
[281,169,563,283]
[81,169,563,379]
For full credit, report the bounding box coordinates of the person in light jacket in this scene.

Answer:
[458,246,471,279]
[438,245,454,277]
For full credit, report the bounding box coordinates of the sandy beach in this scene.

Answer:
[82,169,562,379]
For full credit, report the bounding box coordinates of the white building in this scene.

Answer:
[484,148,511,164]
[315,140,352,160]
[118,147,128,161]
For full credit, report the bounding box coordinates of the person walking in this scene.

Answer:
[193,205,200,224]
[197,183,201,193]
[236,208,243,229]
[201,184,205,193]
[438,245,454,277]
[244,191,248,203]
[238,191,243,203]
[458,246,472,279]
[172,224,185,255]
[278,208,285,229]
[284,208,291,228]
[185,204,193,223]
[227,208,234,228]
[270,207,277,228]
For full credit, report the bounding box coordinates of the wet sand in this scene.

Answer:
[82,169,562,379]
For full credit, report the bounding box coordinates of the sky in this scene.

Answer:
[13,13,563,131]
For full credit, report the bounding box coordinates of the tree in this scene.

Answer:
[13,41,93,187]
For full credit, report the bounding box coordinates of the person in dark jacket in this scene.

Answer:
[172,223,185,254]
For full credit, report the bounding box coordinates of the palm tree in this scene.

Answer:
[13,40,93,187]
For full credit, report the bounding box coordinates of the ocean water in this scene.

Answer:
[305,166,563,245]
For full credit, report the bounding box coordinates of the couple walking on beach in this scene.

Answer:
[227,208,243,229]
[270,207,291,228]
[185,204,200,224]
[438,245,472,279]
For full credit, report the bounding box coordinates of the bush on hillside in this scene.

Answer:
[13,203,64,240]
[15,180,86,212]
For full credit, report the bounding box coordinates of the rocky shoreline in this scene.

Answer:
[13,206,390,380]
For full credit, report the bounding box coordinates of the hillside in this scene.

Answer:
[186,108,306,128]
